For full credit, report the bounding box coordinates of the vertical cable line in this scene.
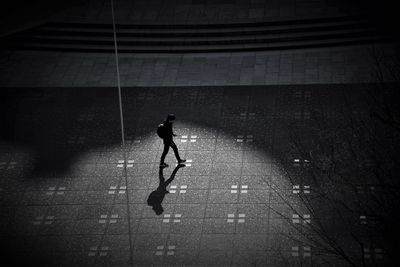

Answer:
[110,0,133,265]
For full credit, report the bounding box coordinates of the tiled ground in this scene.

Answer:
[0,45,397,87]
[1,85,394,266]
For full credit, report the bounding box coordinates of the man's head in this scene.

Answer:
[166,114,176,122]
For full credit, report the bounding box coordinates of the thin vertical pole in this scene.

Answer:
[110,0,133,266]
[111,0,125,147]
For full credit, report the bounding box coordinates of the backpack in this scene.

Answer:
[157,123,166,138]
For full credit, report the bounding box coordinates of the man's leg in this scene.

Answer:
[160,143,170,166]
[171,141,185,163]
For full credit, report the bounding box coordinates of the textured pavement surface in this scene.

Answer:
[0,45,396,87]
[0,0,397,265]
[0,85,390,266]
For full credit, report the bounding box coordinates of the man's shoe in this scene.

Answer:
[160,162,169,168]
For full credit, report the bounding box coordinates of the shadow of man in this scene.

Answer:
[147,164,185,215]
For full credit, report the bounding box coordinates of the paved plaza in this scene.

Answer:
[0,45,396,87]
[1,85,394,266]
[0,0,398,266]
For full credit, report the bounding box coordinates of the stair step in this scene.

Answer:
[0,15,391,54]
[24,22,372,38]
[45,15,366,30]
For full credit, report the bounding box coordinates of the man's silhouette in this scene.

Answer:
[147,164,185,215]
[159,114,186,167]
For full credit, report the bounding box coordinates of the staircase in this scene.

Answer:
[0,16,392,53]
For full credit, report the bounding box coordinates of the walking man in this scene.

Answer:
[158,114,186,167]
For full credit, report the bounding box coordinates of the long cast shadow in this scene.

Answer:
[147,164,185,215]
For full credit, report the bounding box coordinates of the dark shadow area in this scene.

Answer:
[0,237,57,266]
[0,87,122,176]
[147,164,185,215]
[328,0,400,42]
[0,0,81,37]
